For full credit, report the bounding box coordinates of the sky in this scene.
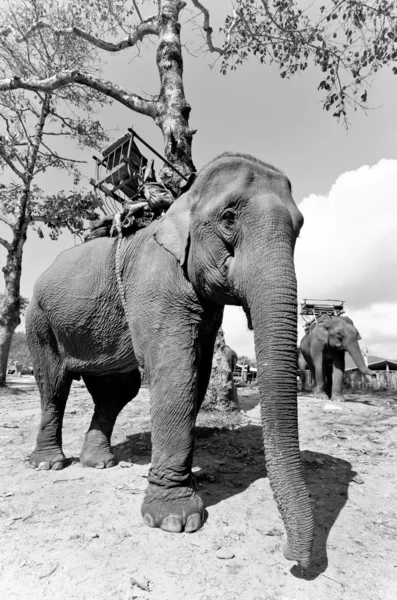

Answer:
[1,1,397,360]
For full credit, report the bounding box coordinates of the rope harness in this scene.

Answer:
[112,215,130,324]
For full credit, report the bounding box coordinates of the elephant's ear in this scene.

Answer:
[153,192,191,266]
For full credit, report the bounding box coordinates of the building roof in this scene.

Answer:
[345,354,397,371]
[235,363,258,373]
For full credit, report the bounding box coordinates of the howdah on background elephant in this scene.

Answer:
[26,152,313,568]
[298,315,372,401]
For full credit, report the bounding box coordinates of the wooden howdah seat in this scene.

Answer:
[300,299,345,333]
[87,128,195,242]
[92,131,149,203]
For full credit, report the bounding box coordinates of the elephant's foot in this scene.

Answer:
[313,391,329,401]
[29,447,66,471]
[80,430,116,469]
[141,484,204,534]
[299,388,311,395]
[331,395,345,402]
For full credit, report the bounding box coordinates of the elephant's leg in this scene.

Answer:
[297,353,308,393]
[28,309,72,471]
[298,368,305,393]
[324,361,333,398]
[141,320,221,535]
[30,362,73,470]
[330,353,345,402]
[81,369,141,468]
[312,358,329,400]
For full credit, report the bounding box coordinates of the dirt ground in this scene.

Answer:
[1,378,396,600]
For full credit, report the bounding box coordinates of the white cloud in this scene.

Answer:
[296,158,397,357]
[348,304,397,359]
[223,306,254,359]
[223,159,397,359]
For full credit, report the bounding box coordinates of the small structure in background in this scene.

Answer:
[300,298,345,333]
[345,355,397,373]
[233,362,257,384]
[7,360,22,377]
[344,354,397,391]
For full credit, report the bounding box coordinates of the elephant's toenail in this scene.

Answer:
[38,462,50,470]
[161,515,183,533]
[51,462,63,471]
[94,462,105,469]
[106,460,115,468]
[143,513,156,528]
[184,513,202,533]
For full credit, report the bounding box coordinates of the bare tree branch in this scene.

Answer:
[191,0,239,55]
[0,71,157,118]
[43,131,72,136]
[0,143,26,181]
[0,237,12,251]
[16,17,159,52]
[0,214,14,228]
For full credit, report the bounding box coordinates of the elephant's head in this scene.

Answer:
[322,315,372,375]
[154,152,313,568]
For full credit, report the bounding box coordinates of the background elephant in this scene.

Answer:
[26,152,313,568]
[298,314,373,401]
[225,345,238,373]
[225,343,239,408]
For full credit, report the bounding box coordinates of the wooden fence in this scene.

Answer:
[299,370,397,392]
[344,370,397,391]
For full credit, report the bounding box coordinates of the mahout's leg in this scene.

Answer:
[28,312,73,471]
[80,369,141,468]
[330,352,345,402]
[141,315,221,535]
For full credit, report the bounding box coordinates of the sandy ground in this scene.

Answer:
[1,377,397,600]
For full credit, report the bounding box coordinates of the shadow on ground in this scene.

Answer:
[112,423,354,579]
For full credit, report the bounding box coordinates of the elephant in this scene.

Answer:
[225,343,239,408]
[26,152,313,569]
[225,345,238,373]
[298,314,373,401]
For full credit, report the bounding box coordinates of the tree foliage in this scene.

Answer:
[199,0,397,122]
[0,1,110,385]
[7,330,31,365]
[0,0,108,240]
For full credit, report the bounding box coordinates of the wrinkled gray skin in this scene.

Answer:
[298,315,372,401]
[26,152,313,568]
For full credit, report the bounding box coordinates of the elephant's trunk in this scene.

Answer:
[245,236,314,569]
[345,339,372,376]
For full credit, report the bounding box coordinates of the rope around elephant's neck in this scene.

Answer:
[113,215,133,336]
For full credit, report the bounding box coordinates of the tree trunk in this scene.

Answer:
[0,215,28,386]
[155,0,196,193]
[0,322,17,385]
[0,95,49,386]
[202,328,239,412]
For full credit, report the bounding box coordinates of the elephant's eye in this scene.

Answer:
[220,209,236,235]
